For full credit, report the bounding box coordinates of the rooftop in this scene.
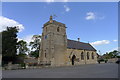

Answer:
[67,39,96,51]
[43,16,66,27]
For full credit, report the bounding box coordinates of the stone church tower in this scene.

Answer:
[39,16,67,66]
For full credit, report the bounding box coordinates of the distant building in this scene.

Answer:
[38,16,97,66]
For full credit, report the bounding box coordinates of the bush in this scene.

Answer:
[20,63,26,69]
[117,56,120,58]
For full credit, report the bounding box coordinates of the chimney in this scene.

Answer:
[78,38,80,42]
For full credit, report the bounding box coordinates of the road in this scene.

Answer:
[2,63,118,78]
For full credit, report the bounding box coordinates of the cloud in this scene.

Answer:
[18,34,41,44]
[22,35,34,44]
[17,38,23,42]
[46,0,54,2]
[113,40,118,42]
[17,35,33,44]
[85,12,105,20]
[64,5,70,12]
[45,0,68,2]
[0,16,24,32]
[85,12,96,20]
[63,0,68,2]
[106,47,120,53]
[90,40,110,46]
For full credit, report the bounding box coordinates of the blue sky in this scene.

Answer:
[2,2,118,55]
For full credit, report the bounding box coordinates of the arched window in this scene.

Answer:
[45,53,46,58]
[45,50,46,58]
[81,52,84,60]
[92,52,94,59]
[57,27,60,32]
[87,52,89,60]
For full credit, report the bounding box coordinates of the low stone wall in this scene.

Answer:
[3,64,22,70]
[108,58,118,63]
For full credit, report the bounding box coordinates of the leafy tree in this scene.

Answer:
[2,27,18,65]
[108,52,114,58]
[29,51,39,58]
[112,50,119,57]
[103,50,120,59]
[108,50,119,58]
[17,40,28,57]
[29,35,41,58]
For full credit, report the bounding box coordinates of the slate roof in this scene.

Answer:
[67,39,96,51]
[44,20,66,27]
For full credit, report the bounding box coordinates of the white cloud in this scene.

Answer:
[17,35,33,44]
[45,0,68,2]
[63,0,68,2]
[0,16,24,32]
[90,40,110,46]
[18,34,41,44]
[17,38,23,42]
[64,5,70,12]
[22,35,34,44]
[46,0,54,2]
[106,47,119,53]
[113,40,118,42]
[85,12,96,20]
[85,12,105,20]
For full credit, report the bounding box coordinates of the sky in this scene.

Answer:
[1,2,118,55]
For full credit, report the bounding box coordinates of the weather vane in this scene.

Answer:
[52,14,57,20]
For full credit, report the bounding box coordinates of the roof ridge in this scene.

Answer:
[87,43,97,51]
[67,39,87,44]
[44,20,65,27]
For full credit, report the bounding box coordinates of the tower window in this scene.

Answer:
[57,27,60,32]
[45,35,47,39]
[45,53,46,58]
[45,50,46,58]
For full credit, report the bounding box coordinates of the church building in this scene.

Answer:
[38,16,97,66]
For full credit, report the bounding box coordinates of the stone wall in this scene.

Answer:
[39,19,67,67]
[108,58,118,63]
[65,49,97,66]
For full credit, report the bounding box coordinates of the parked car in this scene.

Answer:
[97,58,108,64]
[116,59,120,64]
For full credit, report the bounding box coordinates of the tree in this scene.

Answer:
[103,52,112,59]
[29,35,41,58]
[17,40,28,57]
[112,50,119,58]
[108,50,119,58]
[103,50,120,59]
[2,27,18,65]
[29,51,39,58]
